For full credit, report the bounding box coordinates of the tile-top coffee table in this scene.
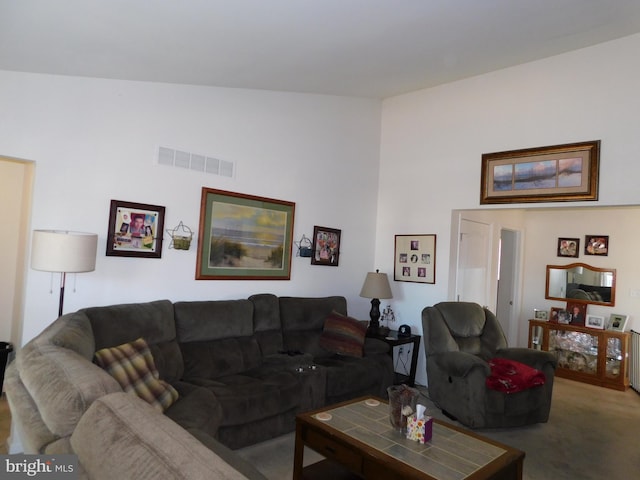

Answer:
[293,396,524,480]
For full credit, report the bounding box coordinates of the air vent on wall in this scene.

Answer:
[158,146,235,178]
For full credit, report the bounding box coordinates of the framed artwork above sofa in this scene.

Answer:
[196,188,295,280]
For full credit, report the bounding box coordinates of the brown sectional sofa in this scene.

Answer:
[6,294,393,478]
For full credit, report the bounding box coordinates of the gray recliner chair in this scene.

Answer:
[422,302,557,428]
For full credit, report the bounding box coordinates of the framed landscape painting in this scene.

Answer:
[480,140,600,204]
[196,188,295,280]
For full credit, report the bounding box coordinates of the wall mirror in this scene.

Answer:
[546,262,616,306]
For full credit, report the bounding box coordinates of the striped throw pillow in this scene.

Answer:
[94,337,179,412]
[319,311,367,357]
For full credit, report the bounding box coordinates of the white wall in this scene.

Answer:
[379,33,640,386]
[0,71,382,344]
[4,34,640,389]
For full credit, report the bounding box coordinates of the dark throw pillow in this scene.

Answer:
[319,311,367,357]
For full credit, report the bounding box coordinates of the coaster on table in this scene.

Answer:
[365,399,380,407]
[315,412,332,421]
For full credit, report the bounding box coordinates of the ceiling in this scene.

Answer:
[2,0,640,99]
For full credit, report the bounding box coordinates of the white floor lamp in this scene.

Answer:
[31,230,98,316]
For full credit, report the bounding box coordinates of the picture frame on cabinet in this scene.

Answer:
[550,307,569,324]
[534,309,549,320]
[566,301,587,326]
[585,314,605,329]
[609,313,629,332]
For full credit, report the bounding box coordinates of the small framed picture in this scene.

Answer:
[609,314,629,332]
[566,302,587,326]
[585,314,605,329]
[106,200,165,258]
[585,235,609,256]
[394,234,436,284]
[534,309,549,320]
[557,238,579,258]
[311,226,341,266]
[550,307,568,324]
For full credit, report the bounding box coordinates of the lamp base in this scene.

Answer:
[367,298,381,334]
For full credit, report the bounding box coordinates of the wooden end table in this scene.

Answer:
[368,330,421,386]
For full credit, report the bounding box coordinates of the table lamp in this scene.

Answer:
[359,269,393,333]
[31,230,98,316]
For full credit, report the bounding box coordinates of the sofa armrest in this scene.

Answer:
[495,347,558,371]
[4,362,57,454]
[71,392,266,480]
[434,351,491,378]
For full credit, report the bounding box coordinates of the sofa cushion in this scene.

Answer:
[180,337,262,379]
[248,293,284,356]
[315,355,385,400]
[279,296,348,357]
[319,311,367,357]
[174,300,254,343]
[94,338,178,412]
[187,368,300,427]
[82,300,184,383]
[164,381,224,439]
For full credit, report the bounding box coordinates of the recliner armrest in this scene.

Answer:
[495,347,558,370]
[434,351,491,378]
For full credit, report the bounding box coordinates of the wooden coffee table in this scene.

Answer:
[293,396,524,480]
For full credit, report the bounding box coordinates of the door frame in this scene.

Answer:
[450,210,524,345]
[496,228,522,346]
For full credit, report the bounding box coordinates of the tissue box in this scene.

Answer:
[406,414,433,444]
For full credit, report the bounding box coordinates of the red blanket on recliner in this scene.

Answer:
[486,358,546,394]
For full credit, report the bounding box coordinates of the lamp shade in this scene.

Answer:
[359,271,393,299]
[31,230,98,273]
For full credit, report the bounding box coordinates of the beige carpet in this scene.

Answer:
[237,378,640,479]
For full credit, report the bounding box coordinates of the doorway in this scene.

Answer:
[451,210,523,345]
[0,157,35,351]
[496,229,520,346]
[455,218,492,307]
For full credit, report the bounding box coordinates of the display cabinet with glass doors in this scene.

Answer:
[528,319,629,391]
